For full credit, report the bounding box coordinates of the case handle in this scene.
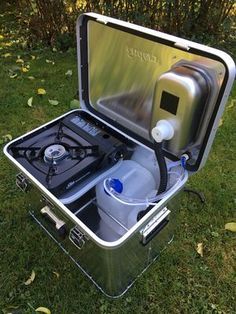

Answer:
[140,207,170,246]
[40,206,67,238]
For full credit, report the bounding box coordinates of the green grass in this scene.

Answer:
[0,5,236,314]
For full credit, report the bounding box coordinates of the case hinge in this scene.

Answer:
[96,17,108,25]
[174,42,190,51]
[69,226,87,250]
[16,172,29,192]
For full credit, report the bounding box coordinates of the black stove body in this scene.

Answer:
[8,111,129,196]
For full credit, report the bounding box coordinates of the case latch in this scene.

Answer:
[16,172,29,192]
[69,226,87,250]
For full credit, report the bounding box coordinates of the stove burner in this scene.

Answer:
[44,144,67,163]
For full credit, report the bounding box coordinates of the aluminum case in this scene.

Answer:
[3,13,236,297]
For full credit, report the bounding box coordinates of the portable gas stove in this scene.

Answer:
[7,111,129,196]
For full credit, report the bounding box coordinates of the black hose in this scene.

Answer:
[137,141,168,221]
[153,141,168,194]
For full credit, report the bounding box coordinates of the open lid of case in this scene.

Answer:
[76,13,235,172]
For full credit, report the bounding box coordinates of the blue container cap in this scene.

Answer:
[109,178,123,193]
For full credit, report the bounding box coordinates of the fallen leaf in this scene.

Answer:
[48,99,59,106]
[227,99,235,110]
[70,99,80,109]
[27,97,33,107]
[46,59,55,65]
[3,53,11,58]
[65,69,72,77]
[35,307,51,314]
[16,58,24,64]
[31,55,36,60]
[10,73,17,79]
[21,67,29,73]
[0,35,4,39]
[5,42,13,47]
[68,6,73,13]
[37,88,46,95]
[28,76,35,80]
[3,134,12,142]
[196,243,203,257]
[52,271,60,278]
[225,222,236,232]
[218,118,223,127]
[24,270,36,285]
[210,303,217,310]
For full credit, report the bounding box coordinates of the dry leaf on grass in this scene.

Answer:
[3,134,12,142]
[225,222,236,232]
[46,59,55,65]
[65,69,72,77]
[10,73,17,79]
[227,99,235,110]
[218,119,223,127]
[3,53,11,57]
[48,99,59,106]
[21,67,29,73]
[70,99,80,109]
[35,307,51,314]
[16,58,24,64]
[27,97,33,107]
[4,42,13,47]
[37,88,46,95]
[52,271,60,278]
[24,270,36,285]
[0,134,12,144]
[196,243,203,257]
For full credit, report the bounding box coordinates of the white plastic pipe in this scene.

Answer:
[103,166,186,206]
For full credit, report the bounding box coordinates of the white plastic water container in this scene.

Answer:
[131,145,160,186]
[96,160,157,235]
